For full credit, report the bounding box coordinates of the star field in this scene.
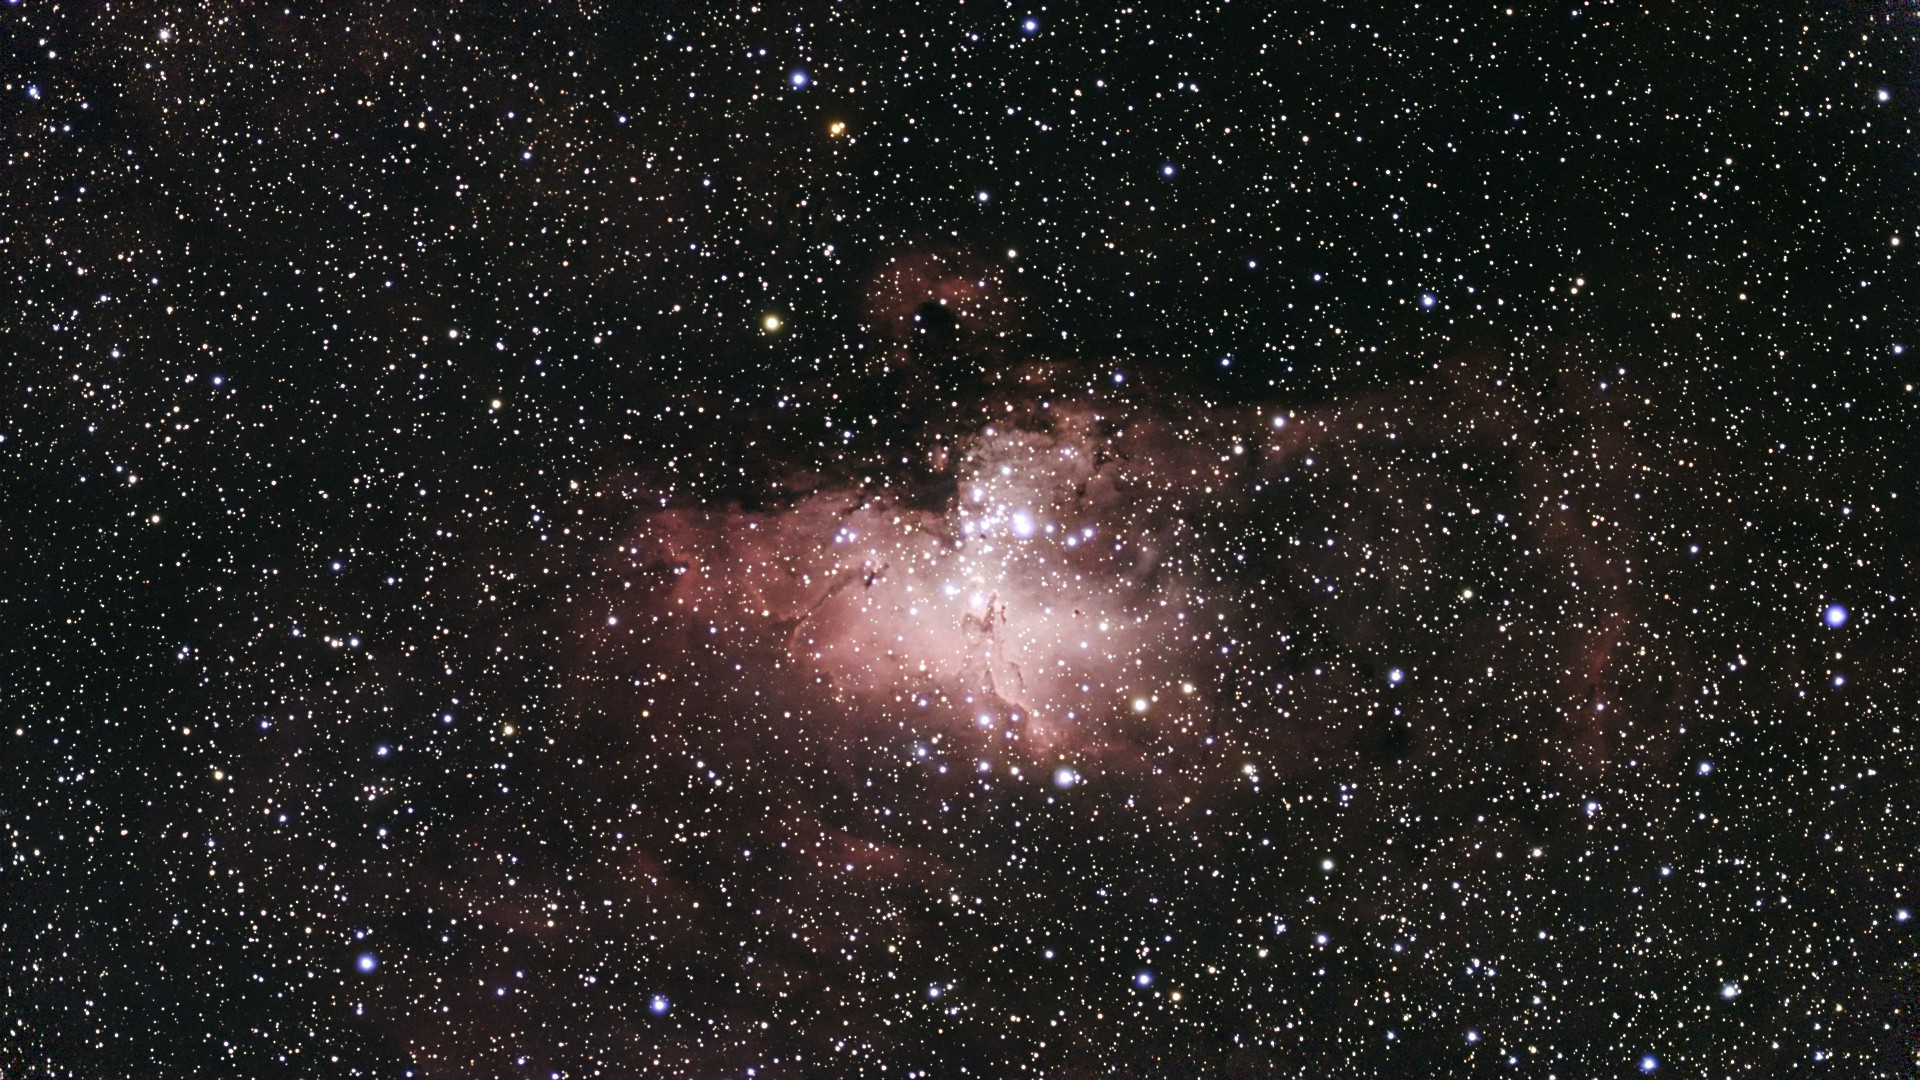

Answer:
[4,2,1918,1077]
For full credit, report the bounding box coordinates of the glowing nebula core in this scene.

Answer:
[633,404,1221,771]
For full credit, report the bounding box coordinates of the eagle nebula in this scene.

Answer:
[620,354,1667,785]
[402,348,1758,1075]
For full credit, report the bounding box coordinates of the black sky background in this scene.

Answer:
[5,2,1920,1076]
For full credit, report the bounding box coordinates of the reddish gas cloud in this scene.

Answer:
[600,352,1679,788]
[390,351,1690,1076]
[624,403,1214,775]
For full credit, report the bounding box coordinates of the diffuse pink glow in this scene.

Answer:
[634,404,1222,767]
[615,357,1673,787]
